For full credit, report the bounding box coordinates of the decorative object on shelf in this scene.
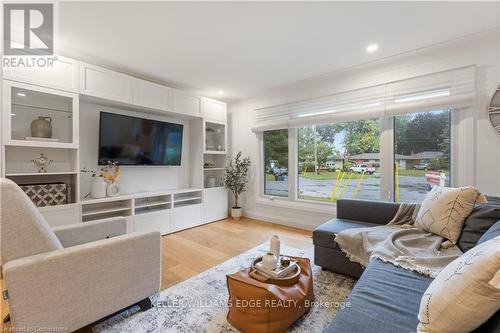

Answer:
[204,162,216,168]
[31,153,53,173]
[205,175,216,188]
[30,116,52,138]
[90,176,107,199]
[261,252,278,270]
[102,161,121,183]
[106,183,120,197]
[270,235,281,258]
[20,183,67,207]
[82,161,121,198]
[223,152,251,220]
[489,85,500,135]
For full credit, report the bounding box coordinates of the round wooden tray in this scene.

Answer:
[250,256,301,286]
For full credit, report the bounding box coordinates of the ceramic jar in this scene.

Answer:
[90,176,107,199]
[31,116,52,138]
[261,252,278,270]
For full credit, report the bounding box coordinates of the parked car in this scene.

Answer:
[349,164,375,174]
[413,162,429,170]
[272,167,288,176]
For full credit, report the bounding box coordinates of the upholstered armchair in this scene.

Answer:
[0,178,162,332]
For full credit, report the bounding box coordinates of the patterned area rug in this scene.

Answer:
[94,243,355,333]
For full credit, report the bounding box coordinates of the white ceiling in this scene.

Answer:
[57,2,499,102]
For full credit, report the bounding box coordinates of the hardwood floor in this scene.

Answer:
[1,217,313,331]
[161,217,313,289]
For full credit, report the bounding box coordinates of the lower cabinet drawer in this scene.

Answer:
[39,204,79,227]
[173,203,203,232]
[134,210,171,235]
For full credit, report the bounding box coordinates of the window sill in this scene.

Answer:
[256,196,336,215]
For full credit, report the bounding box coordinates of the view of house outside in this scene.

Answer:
[263,109,451,203]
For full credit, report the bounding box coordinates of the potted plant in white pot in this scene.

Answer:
[223,152,251,220]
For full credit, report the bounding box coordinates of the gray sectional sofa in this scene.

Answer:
[313,198,500,333]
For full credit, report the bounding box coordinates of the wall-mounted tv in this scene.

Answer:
[98,112,183,166]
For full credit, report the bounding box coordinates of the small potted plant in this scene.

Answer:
[223,152,251,220]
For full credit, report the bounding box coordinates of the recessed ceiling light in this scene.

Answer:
[366,43,379,53]
[217,90,225,95]
[16,92,26,97]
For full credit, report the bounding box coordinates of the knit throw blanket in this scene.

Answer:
[335,203,463,278]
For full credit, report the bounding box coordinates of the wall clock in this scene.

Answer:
[490,85,500,136]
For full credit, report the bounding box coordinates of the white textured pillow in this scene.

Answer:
[417,236,500,333]
[414,186,484,244]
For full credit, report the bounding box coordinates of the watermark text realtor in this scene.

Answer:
[3,3,56,68]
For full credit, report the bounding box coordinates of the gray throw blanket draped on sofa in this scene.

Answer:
[335,203,463,278]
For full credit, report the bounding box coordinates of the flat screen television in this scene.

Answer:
[98,112,183,166]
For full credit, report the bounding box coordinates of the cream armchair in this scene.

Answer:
[0,178,162,332]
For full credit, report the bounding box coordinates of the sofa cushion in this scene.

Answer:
[415,186,484,244]
[459,201,500,252]
[325,258,433,333]
[417,236,500,333]
[477,220,500,245]
[312,218,376,250]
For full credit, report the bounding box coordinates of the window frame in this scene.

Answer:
[259,108,468,207]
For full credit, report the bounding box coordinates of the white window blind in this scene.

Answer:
[253,66,476,132]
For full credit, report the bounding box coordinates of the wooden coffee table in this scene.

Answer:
[226,256,314,333]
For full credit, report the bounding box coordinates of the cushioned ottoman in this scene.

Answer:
[226,257,314,333]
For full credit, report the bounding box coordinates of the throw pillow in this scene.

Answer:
[414,186,485,244]
[417,236,500,333]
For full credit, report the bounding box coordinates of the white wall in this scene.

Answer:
[228,30,500,231]
[79,102,191,197]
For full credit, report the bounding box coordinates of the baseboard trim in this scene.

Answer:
[244,210,320,231]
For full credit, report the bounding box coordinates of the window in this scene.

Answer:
[263,129,289,197]
[297,119,380,203]
[260,111,456,206]
[394,109,452,203]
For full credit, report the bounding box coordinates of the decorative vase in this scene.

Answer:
[90,176,107,199]
[30,116,52,138]
[231,207,242,220]
[106,183,120,197]
[270,235,280,258]
[261,252,278,270]
[206,175,216,188]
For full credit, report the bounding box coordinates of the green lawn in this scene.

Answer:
[397,169,450,177]
[300,171,375,180]
[298,195,334,203]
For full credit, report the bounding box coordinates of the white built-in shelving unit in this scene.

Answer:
[1,55,229,233]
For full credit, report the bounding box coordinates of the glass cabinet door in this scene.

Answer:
[4,82,78,146]
[205,121,225,152]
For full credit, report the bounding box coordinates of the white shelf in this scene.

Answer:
[81,187,203,205]
[82,206,131,217]
[203,168,225,171]
[135,206,171,215]
[135,200,171,209]
[6,171,78,176]
[4,140,78,149]
[204,151,226,155]
[174,196,202,204]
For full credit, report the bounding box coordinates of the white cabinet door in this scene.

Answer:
[134,210,172,235]
[133,78,172,111]
[173,90,201,117]
[203,188,228,223]
[3,56,79,93]
[173,203,203,231]
[39,204,79,227]
[79,63,133,103]
[201,98,226,123]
